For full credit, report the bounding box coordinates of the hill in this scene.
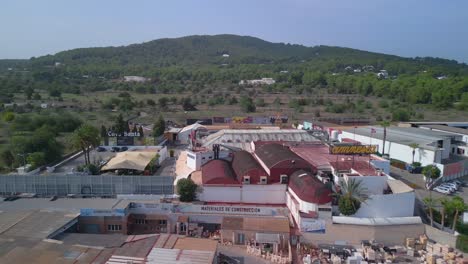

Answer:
[2,34,467,74]
[0,34,468,115]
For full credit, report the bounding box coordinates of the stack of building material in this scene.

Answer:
[426,254,438,264]
[331,255,341,264]
[365,248,376,262]
[405,237,415,248]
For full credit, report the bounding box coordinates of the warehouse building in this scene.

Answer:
[340,126,468,179]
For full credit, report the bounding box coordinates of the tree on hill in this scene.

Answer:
[240,96,256,113]
[138,126,144,139]
[0,150,14,170]
[153,115,165,138]
[114,114,128,134]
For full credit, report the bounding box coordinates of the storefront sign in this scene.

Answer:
[126,202,288,216]
[329,145,377,155]
[107,131,141,137]
[173,204,289,216]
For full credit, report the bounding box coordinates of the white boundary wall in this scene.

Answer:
[198,184,287,204]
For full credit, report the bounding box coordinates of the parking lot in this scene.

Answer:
[390,167,468,204]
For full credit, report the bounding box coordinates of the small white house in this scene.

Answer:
[222,54,230,57]
[40,103,48,109]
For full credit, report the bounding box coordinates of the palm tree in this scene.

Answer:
[335,178,370,216]
[450,196,467,231]
[423,196,438,227]
[439,197,450,228]
[72,124,101,166]
[409,143,419,165]
[379,121,390,156]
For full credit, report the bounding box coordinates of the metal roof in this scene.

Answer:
[343,126,456,150]
[420,124,468,136]
[146,248,215,264]
[201,129,318,151]
[0,198,121,212]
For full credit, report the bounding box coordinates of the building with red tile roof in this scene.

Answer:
[254,143,315,183]
[200,160,239,185]
[231,151,268,184]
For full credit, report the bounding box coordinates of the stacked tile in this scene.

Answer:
[427,254,438,264]
[405,238,415,248]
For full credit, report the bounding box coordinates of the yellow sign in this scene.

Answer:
[330,145,377,155]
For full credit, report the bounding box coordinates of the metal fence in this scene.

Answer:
[0,174,174,196]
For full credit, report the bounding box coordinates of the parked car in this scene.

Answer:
[441,182,458,190]
[433,186,452,194]
[452,179,465,187]
[120,146,128,151]
[96,146,106,152]
[111,147,121,152]
[439,183,457,192]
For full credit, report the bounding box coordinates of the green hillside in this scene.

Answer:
[0,34,468,112]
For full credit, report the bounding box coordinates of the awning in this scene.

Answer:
[101,151,156,171]
[255,233,280,244]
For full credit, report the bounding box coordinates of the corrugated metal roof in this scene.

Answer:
[343,126,455,150]
[420,124,468,136]
[201,129,318,151]
[146,248,215,264]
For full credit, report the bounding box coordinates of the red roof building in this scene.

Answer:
[254,143,314,183]
[288,170,332,205]
[201,160,239,185]
[231,151,268,184]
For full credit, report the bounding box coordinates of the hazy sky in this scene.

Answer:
[1,0,468,62]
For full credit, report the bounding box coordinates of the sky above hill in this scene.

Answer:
[1,0,467,62]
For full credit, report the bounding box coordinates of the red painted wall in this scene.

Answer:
[236,168,269,184]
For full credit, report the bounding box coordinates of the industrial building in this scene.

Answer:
[340,126,468,180]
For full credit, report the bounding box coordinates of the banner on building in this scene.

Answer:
[301,218,326,233]
[329,145,377,155]
[127,203,289,217]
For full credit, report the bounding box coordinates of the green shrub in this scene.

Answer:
[456,234,468,253]
[176,178,198,202]
[338,197,361,216]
